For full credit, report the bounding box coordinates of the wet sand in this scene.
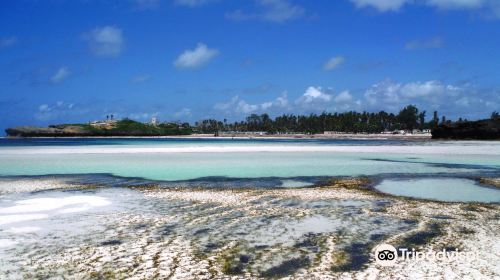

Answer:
[2,143,498,155]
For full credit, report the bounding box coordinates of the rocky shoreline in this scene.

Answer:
[0,178,498,279]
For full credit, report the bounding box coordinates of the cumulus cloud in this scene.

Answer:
[405,36,443,50]
[350,0,500,18]
[214,87,360,117]
[334,90,354,103]
[210,80,498,120]
[174,43,219,69]
[323,56,345,71]
[214,92,290,115]
[83,26,124,57]
[363,79,464,112]
[296,86,332,105]
[215,96,260,114]
[226,0,304,23]
[263,92,289,109]
[0,37,17,48]
[50,67,70,84]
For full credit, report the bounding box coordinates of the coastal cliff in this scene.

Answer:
[431,118,500,140]
[5,119,192,137]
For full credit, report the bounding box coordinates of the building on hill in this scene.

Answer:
[151,117,158,126]
[89,119,117,129]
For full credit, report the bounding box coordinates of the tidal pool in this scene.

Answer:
[374,178,500,203]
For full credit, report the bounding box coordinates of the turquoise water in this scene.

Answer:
[0,138,422,147]
[0,138,499,201]
[375,178,500,203]
[0,151,497,181]
[0,139,499,181]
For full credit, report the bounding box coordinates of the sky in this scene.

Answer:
[1,0,500,133]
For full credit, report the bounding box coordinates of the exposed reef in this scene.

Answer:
[0,177,498,279]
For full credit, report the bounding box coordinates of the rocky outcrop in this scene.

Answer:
[5,125,92,137]
[5,120,193,137]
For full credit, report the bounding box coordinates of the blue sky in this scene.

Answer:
[1,0,499,132]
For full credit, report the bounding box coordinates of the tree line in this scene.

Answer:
[194,105,493,134]
[194,105,433,134]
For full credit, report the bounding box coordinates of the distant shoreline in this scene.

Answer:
[2,133,432,140]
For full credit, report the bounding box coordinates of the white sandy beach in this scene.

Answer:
[1,142,499,155]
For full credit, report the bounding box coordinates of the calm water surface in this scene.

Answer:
[1,138,499,202]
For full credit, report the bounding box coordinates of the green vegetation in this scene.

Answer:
[196,105,431,134]
[193,105,499,139]
[431,118,500,139]
[93,119,192,136]
[6,105,499,138]
[5,119,192,137]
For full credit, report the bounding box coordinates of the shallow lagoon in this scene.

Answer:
[0,143,499,181]
[0,138,499,201]
[0,139,499,278]
[375,178,500,203]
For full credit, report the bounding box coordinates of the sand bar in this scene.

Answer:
[1,143,499,155]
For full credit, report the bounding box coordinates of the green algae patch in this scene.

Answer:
[260,257,311,278]
[396,222,445,251]
[479,178,500,188]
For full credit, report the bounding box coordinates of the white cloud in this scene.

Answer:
[334,90,354,103]
[350,0,409,12]
[226,0,304,23]
[174,43,219,69]
[214,96,259,114]
[214,92,290,115]
[363,79,464,112]
[50,67,70,84]
[39,104,49,112]
[405,36,443,50]
[35,101,76,121]
[236,100,260,114]
[350,0,500,18]
[323,56,345,71]
[364,80,401,106]
[210,80,496,120]
[296,86,332,105]
[400,80,448,98]
[130,74,151,83]
[83,26,124,57]
[0,37,17,48]
[426,0,484,9]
